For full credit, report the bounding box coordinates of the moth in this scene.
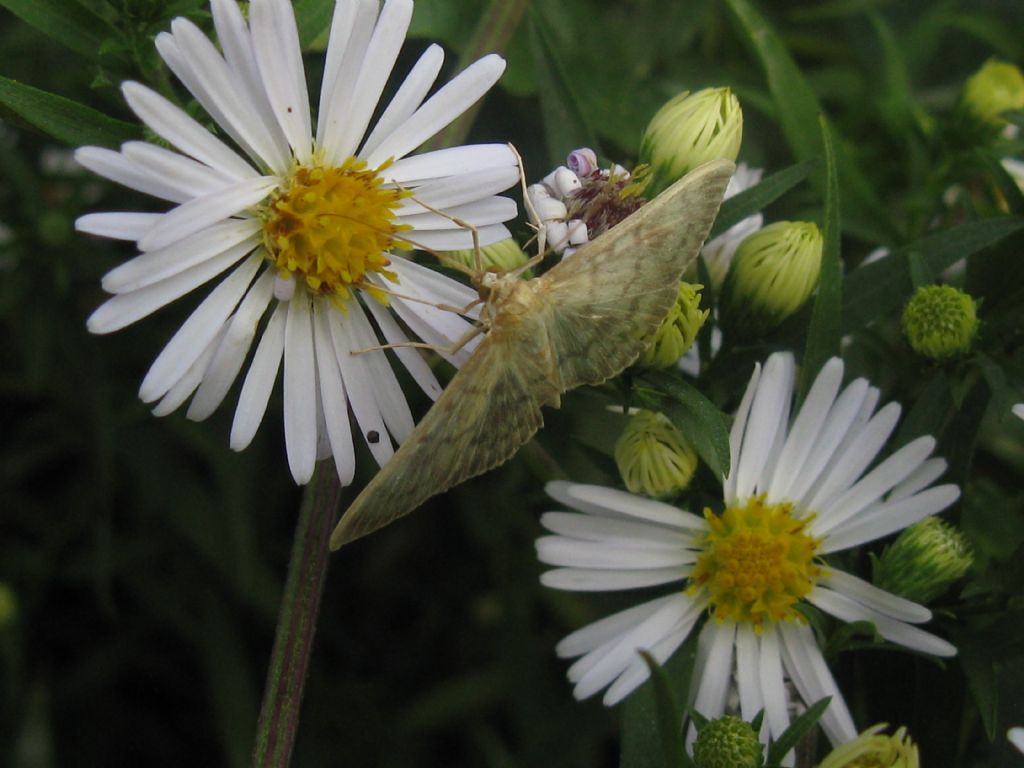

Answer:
[329,158,735,549]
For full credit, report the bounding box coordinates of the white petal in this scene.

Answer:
[102,220,260,293]
[231,302,287,450]
[690,620,736,720]
[316,0,377,156]
[768,357,844,502]
[327,299,394,467]
[250,0,312,163]
[734,352,794,500]
[345,299,415,443]
[1008,727,1024,754]
[76,212,161,241]
[121,81,257,179]
[724,360,761,503]
[387,255,479,309]
[325,0,412,162]
[887,457,947,502]
[74,146,189,203]
[384,293,476,368]
[365,54,506,166]
[283,292,318,484]
[758,626,791,742]
[735,627,764,722]
[152,325,226,417]
[819,568,931,623]
[547,482,708,531]
[536,536,694,569]
[137,176,276,252]
[540,567,687,592]
[539,511,691,549]
[822,485,960,553]
[86,240,256,334]
[557,594,680,658]
[804,402,902,513]
[778,622,857,746]
[360,44,444,158]
[395,165,521,213]
[312,301,356,485]
[164,20,290,173]
[187,269,276,421]
[807,586,956,657]
[814,435,936,536]
[402,223,511,251]
[121,141,234,199]
[386,143,516,185]
[362,298,442,399]
[397,197,518,231]
[139,253,262,402]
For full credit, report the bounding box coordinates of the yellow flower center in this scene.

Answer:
[262,158,411,302]
[691,494,822,629]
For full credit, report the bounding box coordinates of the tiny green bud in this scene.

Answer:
[720,221,822,336]
[615,410,699,498]
[692,715,763,768]
[445,238,531,275]
[818,724,919,768]
[638,282,709,368]
[640,87,743,196]
[961,59,1024,131]
[901,285,978,361]
[873,517,973,604]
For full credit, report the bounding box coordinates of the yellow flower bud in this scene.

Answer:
[720,221,822,336]
[962,59,1024,131]
[872,517,972,604]
[615,410,699,498]
[640,87,743,197]
[818,724,918,768]
[638,282,709,368]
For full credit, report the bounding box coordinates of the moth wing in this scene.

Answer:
[538,159,734,390]
[329,321,560,549]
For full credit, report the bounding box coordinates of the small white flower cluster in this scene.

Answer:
[526,148,628,258]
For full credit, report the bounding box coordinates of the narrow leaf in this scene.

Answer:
[0,0,118,60]
[708,161,814,240]
[635,371,732,479]
[294,0,336,49]
[842,218,1024,334]
[0,75,139,148]
[765,696,831,765]
[639,652,688,768]
[798,115,842,404]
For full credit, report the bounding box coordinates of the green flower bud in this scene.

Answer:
[692,715,764,768]
[638,282,709,368]
[818,724,919,768]
[872,517,973,605]
[444,238,531,275]
[720,221,822,336]
[640,87,743,197]
[962,59,1024,131]
[615,410,699,498]
[901,285,978,361]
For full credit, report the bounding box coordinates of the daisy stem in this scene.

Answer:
[251,463,342,768]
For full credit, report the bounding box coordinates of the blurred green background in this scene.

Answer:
[2,0,1024,766]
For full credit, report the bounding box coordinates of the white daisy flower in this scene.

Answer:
[537,352,959,754]
[75,0,520,485]
[1013,403,1024,421]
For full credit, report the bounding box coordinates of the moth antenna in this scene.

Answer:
[359,282,483,317]
[508,142,545,259]
[351,322,485,358]
[391,182,484,280]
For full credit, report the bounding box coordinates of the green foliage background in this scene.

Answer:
[1,0,1024,766]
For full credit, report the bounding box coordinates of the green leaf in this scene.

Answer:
[707,161,814,240]
[634,371,732,479]
[868,12,917,136]
[892,372,952,449]
[0,75,139,148]
[798,116,841,404]
[639,652,688,768]
[293,0,336,49]
[0,0,118,60]
[621,636,698,768]
[764,696,831,766]
[528,9,600,167]
[842,218,1024,334]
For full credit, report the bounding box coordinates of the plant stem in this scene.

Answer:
[251,464,342,768]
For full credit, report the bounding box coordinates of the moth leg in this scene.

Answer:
[396,185,484,276]
[508,142,545,257]
[364,282,484,316]
[351,322,486,357]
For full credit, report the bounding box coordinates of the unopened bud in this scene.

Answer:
[615,410,699,498]
[638,282,708,368]
[872,517,972,604]
[692,715,764,768]
[901,285,978,361]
